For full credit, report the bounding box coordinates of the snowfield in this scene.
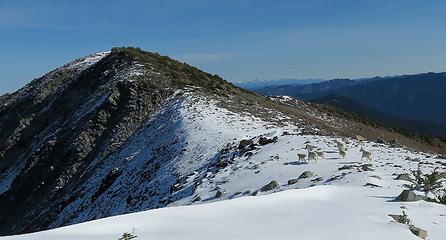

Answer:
[2,90,446,239]
[2,186,445,240]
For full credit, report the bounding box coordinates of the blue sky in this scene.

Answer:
[1,0,446,94]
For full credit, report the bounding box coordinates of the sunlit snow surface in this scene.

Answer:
[2,90,446,239]
[2,186,445,240]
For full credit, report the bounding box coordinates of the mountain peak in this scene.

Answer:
[1,48,445,236]
[0,48,250,234]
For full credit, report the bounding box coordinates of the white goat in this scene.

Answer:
[297,153,307,162]
[305,144,317,150]
[315,150,324,159]
[339,148,347,159]
[360,148,372,161]
[308,150,318,162]
[335,140,346,151]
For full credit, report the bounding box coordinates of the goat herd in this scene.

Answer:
[297,139,373,163]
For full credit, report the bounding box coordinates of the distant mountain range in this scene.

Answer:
[312,94,446,139]
[252,72,446,138]
[234,78,324,90]
[254,79,357,95]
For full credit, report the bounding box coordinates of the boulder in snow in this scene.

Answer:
[258,136,278,145]
[375,138,386,144]
[338,165,355,171]
[364,183,381,188]
[358,164,374,172]
[244,151,254,158]
[394,173,413,182]
[298,171,316,179]
[395,190,425,202]
[287,178,299,185]
[238,139,254,149]
[409,225,428,239]
[260,180,279,192]
[215,159,231,169]
[215,190,224,198]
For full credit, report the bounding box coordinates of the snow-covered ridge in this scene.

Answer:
[1,51,110,108]
[47,91,275,227]
[2,46,446,238]
[3,88,445,238]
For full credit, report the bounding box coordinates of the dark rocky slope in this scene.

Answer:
[0,47,240,234]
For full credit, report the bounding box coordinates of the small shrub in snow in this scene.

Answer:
[410,165,443,197]
[428,189,446,205]
[437,191,446,204]
[119,232,137,240]
[389,210,410,225]
[411,164,423,189]
[389,211,428,239]
[399,211,411,225]
[421,170,442,195]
